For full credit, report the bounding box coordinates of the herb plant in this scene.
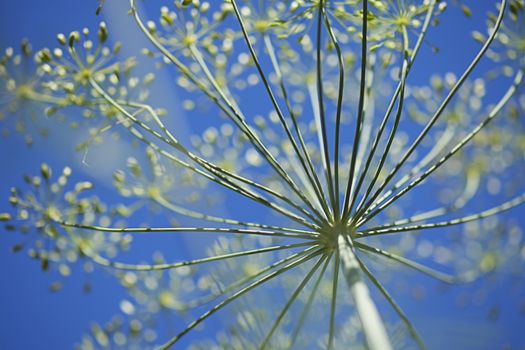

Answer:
[1,0,525,349]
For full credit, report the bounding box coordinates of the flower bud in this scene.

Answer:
[57,33,67,46]
[68,31,80,47]
[98,22,108,43]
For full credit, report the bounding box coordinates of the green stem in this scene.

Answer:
[338,235,392,350]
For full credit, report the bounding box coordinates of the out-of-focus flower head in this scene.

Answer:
[117,252,197,317]
[1,164,132,290]
[473,0,525,77]
[0,40,68,145]
[147,1,231,55]
[113,146,209,217]
[363,0,448,56]
[407,73,525,198]
[31,22,166,155]
[35,22,156,119]
[36,22,131,92]
[277,0,359,39]
[75,314,157,350]
[141,1,268,110]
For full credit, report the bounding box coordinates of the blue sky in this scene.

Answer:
[1,1,524,349]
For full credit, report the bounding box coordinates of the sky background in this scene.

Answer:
[0,1,524,349]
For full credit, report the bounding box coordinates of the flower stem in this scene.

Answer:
[337,235,392,350]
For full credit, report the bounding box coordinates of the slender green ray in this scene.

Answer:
[313,0,337,216]
[342,0,369,222]
[83,242,315,272]
[323,9,345,219]
[59,220,319,240]
[289,252,333,349]
[358,190,525,237]
[358,67,524,225]
[157,249,324,349]
[356,255,428,350]
[229,0,329,222]
[263,35,331,219]
[349,27,410,222]
[355,242,478,284]
[180,246,321,311]
[351,0,437,218]
[154,195,316,235]
[355,0,508,220]
[260,253,328,349]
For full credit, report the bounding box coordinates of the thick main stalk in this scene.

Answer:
[337,235,392,350]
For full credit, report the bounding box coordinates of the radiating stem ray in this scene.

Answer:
[188,44,243,114]
[60,223,318,283]
[260,254,327,349]
[355,242,477,284]
[358,67,524,225]
[363,125,456,216]
[262,34,331,219]
[364,206,448,231]
[353,70,376,194]
[77,94,313,232]
[349,27,410,223]
[81,241,315,272]
[85,75,324,229]
[323,8,345,220]
[180,245,321,312]
[123,100,324,228]
[358,190,525,237]
[157,249,324,349]
[153,195,315,235]
[342,0,369,222]
[327,247,340,350]
[356,254,427,350]
[307,80,333,201]
[118,121,318,229]
[356,0,508,220]
[58,220,319,240]
[289,252,332,349]
[188,43,324,220]
[363,169,480,232]
[130,0,326,223]
[351,0,437,218]
[229,0,329,223]
[314,0,337,216]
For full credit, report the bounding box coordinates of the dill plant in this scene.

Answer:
[1,0,525,349]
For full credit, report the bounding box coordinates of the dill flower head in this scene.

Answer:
[3,164,132,291]
[1,0,525,349]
